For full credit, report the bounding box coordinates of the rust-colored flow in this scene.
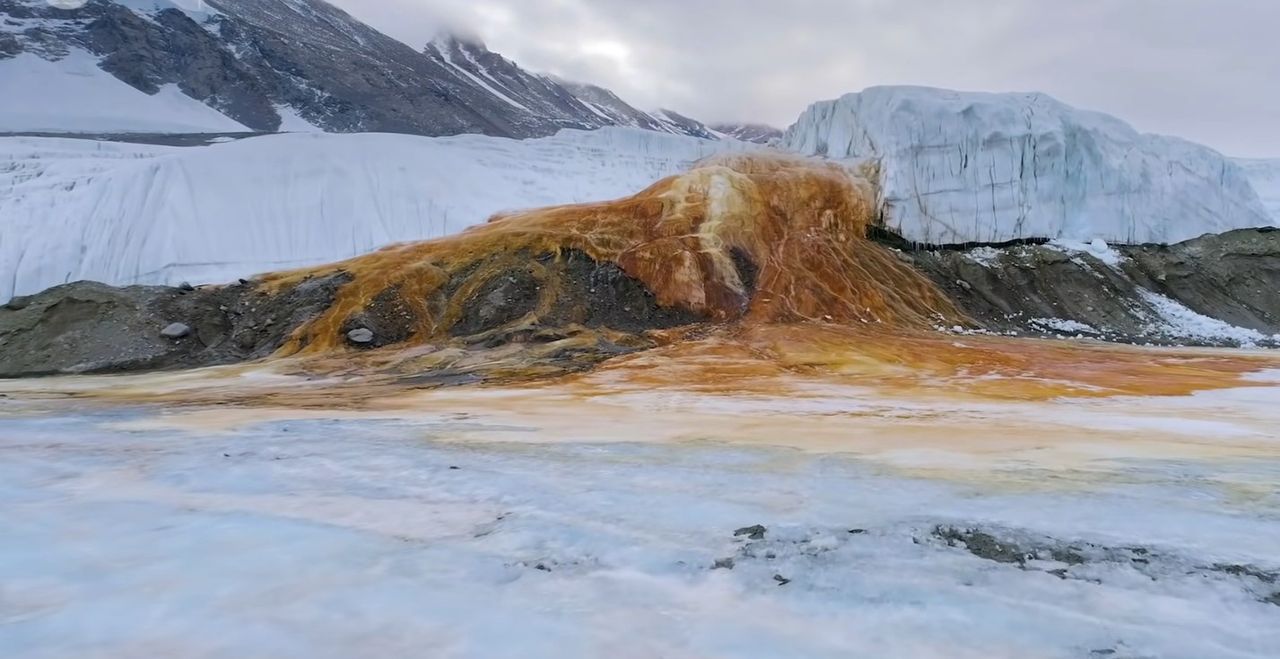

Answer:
[263,153,968,355]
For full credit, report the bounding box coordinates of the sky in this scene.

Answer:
[329,0,1280,157]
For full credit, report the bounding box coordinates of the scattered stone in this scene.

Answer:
[1090,650,1117,657]
[734,525,767,541]
[713,558,735,570]
[346,327,375,345]
[933,527,1029,565]
[534,563,552,572]
[773,574,791,586]
[1212,564,1277,584]
[161,322,192,339]
[178,282,195,292]
[848,528,867,535]
[449,466,461,470]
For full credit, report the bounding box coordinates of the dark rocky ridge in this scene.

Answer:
[905,228,1280,345]
[0,273,350,376]
[0,249,701,378]
[2,230,1277,379]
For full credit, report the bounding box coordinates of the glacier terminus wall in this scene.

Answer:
[782,86,1275,245]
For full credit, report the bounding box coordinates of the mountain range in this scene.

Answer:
[0,0,775,141]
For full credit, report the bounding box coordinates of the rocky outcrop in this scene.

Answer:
[0,273,350,377]
[906,228,1280,346]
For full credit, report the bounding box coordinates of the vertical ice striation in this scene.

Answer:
[782,86,1275,245]
[1235,158,1280,222]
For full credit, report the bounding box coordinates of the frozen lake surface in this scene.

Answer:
[3,391,1279,658]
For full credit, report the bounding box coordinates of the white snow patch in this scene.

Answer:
[1048,238,1126,268]
[1138,289,1278,346]
[273,104,322,132]
[1030,318,1100,335]
[116,0,221,21]
[0,50,247,134]
[963,246,1003,267]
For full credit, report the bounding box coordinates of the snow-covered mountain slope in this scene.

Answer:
[0,129,750,301]
[711,123,784,144]
[0,0,721,139]
[0,49,249,133]
[782,86,1275,245]
[1235,158,1280,222]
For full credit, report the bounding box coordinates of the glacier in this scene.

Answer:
[0,128,749,301]
[1236,158,1280,222]
[782,86,1276,245]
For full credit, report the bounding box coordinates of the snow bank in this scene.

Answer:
[1138,289,1280,347]
[0,129,749,300]
[0,50,248,134]
[782,86,1275,245]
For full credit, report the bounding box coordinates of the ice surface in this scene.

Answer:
[0,128,749,300]
[0,50,249,134]
[1236,158,1280,221]
[1,392,1278,659]
[782,86,1275,245]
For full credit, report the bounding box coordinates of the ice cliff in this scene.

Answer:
[782,86,1275,245]
[0,129,747,301]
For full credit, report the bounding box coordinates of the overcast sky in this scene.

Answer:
[329,0,1280,157]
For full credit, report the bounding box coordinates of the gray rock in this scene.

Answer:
[346,328,374,345]
[734,525,768,541]
[2,295,31,311]
[161,322,192,339]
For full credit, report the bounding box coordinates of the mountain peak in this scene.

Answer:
[427,29,487,52]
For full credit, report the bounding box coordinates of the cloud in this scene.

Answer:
[329,0,1280,157]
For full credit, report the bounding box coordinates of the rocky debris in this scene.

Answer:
[712,558,735,570]
[772,574,791,586]
[0,272,350,378]
[160,322,192,340]
[734,525,768,541]
[932,527,1031,565]
[905,228,1280,346]
[928,524,1280,607]
[345,328,374,346]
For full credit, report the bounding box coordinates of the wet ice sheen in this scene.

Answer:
[1,413,1277,659]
